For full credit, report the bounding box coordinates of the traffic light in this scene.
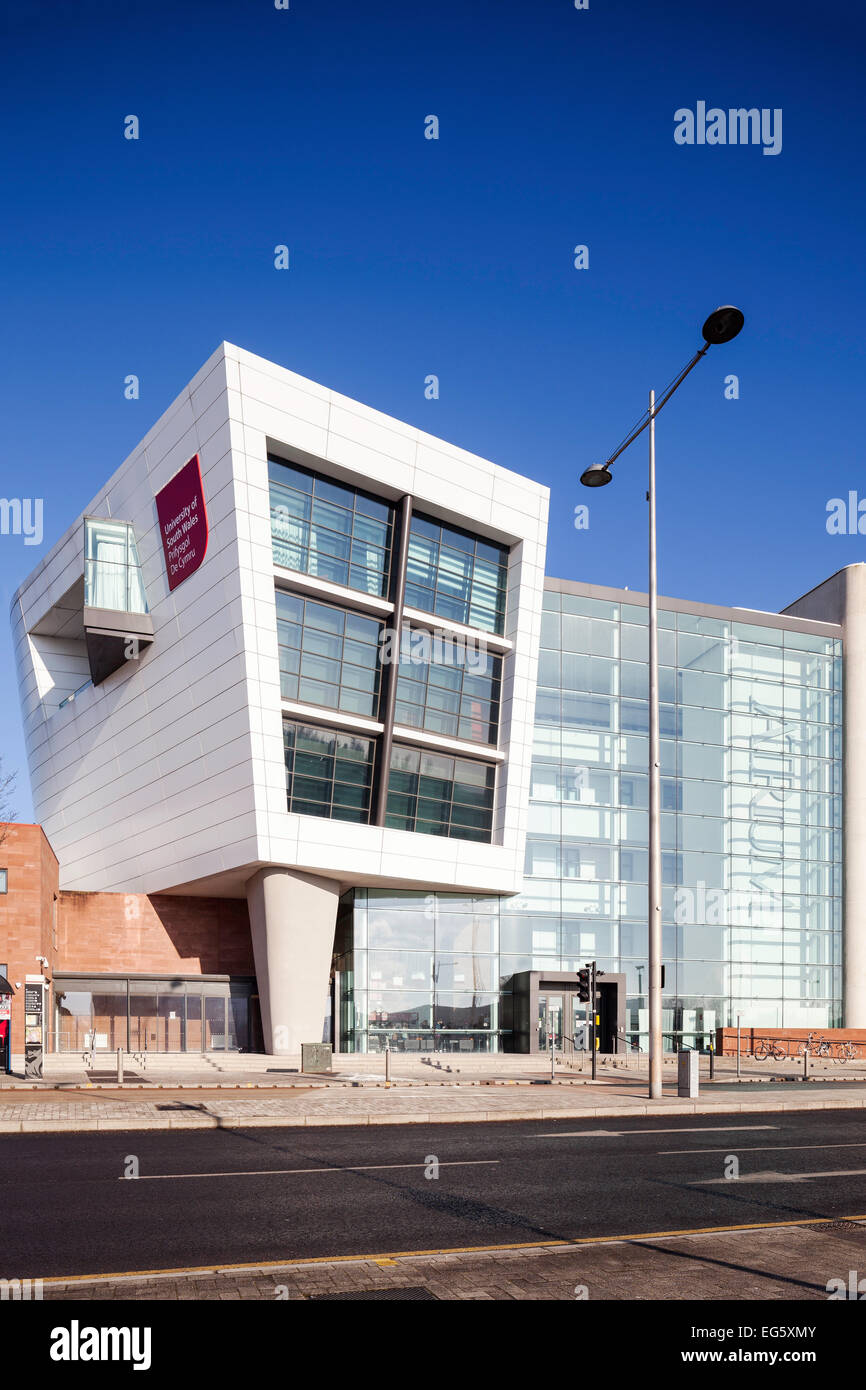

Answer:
[577,968,591,1002]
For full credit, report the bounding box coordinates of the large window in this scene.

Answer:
[276,590,382,717]
[336,890,501,1053]
[269,456,393,597]
[52,978,256,1052]
[385,745,496,842]
[84,518,148,614]
[405,512,508,634]
[284,719,374,823]
[394,629,501,744]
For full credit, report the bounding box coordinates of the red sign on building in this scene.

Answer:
[155,454,209,592]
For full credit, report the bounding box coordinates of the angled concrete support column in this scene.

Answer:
[785,564,866,1026]
[246,867,341,1055]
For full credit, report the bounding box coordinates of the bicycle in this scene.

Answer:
[754,1037,788,1061]
[798,1031,831,1059]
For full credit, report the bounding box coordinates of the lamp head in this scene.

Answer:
[702,305,745,345]
[580,463,613,488]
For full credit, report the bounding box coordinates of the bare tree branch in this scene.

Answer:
[0,763,17,847]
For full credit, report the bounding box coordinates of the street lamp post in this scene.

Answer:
[581,306,744,1100]
[648,385,662,1100]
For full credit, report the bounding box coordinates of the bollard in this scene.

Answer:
[384,1039,391,1086]
[803,1042,809,1081]
[550,1035,555,1081]
[709,1044,715,1081]
[677,1048,699,1098]
[116,1048,123,1084]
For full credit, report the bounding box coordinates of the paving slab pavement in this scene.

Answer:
[36,1218,866,1301]
[10,1050,864,1091]
[2,1077,866,1131]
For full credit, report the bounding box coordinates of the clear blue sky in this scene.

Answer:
[1,0,864,819]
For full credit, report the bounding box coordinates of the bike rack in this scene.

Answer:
[752,1034,864,1065]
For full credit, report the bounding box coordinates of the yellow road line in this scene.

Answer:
[37,1213,866,1288]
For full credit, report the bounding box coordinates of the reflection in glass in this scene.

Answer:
[84,519,148,614]
[205,996,226,1051]
[338,605,843,1051]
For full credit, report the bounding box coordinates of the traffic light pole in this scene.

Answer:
[577,963,599,1077]
[591,961,597,1080]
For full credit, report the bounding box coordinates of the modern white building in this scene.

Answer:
[11,344,865,1059]
[10,343,549,1053]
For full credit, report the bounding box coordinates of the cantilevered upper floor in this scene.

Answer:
[11,344,549,898]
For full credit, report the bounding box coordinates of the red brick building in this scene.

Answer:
[0,823,260,1058]
[0,824,58,1059]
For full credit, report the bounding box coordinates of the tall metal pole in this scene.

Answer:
[580,310,744,1101]
[648,389,663,1100]
[591,960,598,1081]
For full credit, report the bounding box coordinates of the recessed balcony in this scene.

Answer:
[82,518,154,685]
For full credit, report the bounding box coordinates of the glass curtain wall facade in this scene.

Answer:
[334,589,842,1053]
[334,890,501,1053]
[521,591,842,1050]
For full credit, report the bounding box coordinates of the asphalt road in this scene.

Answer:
[3,1109,866,1279]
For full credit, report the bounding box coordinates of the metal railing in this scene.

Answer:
[751,1033,862,1063]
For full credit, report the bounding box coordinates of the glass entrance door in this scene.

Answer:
[538,991,589,1054]
[538,995,564,1051]
[204,996,227,1051]
[571,995,589,1054]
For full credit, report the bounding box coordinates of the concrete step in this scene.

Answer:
[42,1050,639,1070]
[39,1050,666,1078]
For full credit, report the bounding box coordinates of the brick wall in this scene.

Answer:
[0,823,59,1052]
[56,892,254,976]
[0,822,256,1059]
[716,1026,866,1057]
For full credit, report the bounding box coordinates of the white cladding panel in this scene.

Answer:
[11,344,547,895]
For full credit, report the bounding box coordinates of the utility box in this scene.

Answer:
[677,1049,699,1098]
[301,1042,332,1074]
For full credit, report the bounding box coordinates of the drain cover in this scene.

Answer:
[308,1286,438,1301]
